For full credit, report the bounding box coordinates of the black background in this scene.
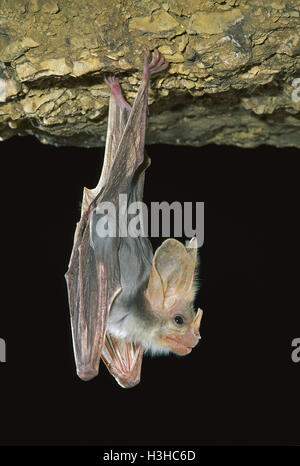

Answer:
[0,136,299,446]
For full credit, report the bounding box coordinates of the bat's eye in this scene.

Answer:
[174,315,184,325]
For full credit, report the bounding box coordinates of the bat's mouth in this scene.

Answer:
[175,346,193,356]
[164,336,194,356]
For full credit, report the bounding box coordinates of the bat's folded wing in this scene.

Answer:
[66,51,168,385]
[65,214,122,381]
[101,334,143,388]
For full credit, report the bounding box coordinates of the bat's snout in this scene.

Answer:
[77,365,98,381]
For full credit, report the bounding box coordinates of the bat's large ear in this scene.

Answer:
[145,238,198,311]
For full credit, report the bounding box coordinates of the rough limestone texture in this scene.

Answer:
[0,0,300,148]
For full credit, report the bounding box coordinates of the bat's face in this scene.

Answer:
[159,305,202,356]
[145,237,203,356]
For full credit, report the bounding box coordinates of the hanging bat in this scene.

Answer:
[65,49,203,388]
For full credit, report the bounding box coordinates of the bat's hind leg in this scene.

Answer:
[143,49,168,80]
[104,75,131,111]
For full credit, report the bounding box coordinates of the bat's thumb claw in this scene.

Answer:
[77,365,98,381]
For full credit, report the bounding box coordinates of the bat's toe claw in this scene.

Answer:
[104,74,120,90]
[143,49,168,79]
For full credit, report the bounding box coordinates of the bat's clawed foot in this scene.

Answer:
[104,74,131,110]
[143,48,168,80]
[104,74,121,92]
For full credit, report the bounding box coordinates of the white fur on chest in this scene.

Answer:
[107,307,170,356]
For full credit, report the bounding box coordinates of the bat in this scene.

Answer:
[65,49,203,388]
